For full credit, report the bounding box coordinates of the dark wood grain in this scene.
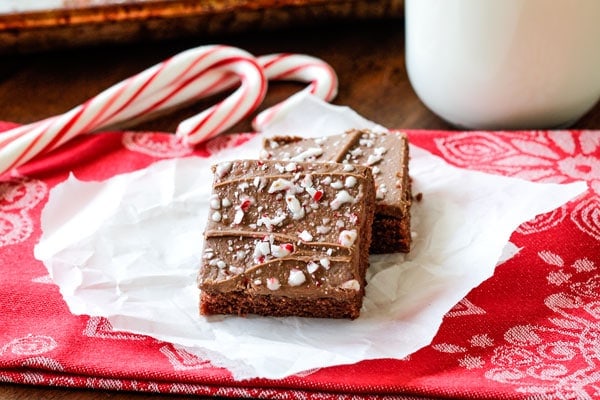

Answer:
[0,17,598,400]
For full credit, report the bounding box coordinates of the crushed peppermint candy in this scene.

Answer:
[285,193,305,220]
[271,243,293,258]
[253,176,267,191]
[211,211,222,222]
[320,258,331,269]
[376,183,388,200]
[338,229,358,246]
[229,265,244,275]
[253,238,272,261]
[350,148,363,157]
[301,174,314,189]
[284,162,298,172]
[268,178,294,193]
[307,261,320,274]
[340,279,360,291]
[330,180,344,189]
[316,225,331,234]
[215,161,232,178]
[203,249,214,260]
[209,195,221,210]
[366,147,387,166]
[239,197,253,212]
[256,210,287,231]
[345,176,357,188]
[233,209,244,224]
[287,269,306,286]
[330,190,355,210]
[291,147,324,162]
[266,277,281,291]
[299,230,313,242]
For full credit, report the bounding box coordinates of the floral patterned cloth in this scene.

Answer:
[1,123,598,400]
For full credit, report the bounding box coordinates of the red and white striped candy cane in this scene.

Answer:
[251,53,338,131]
[177,53,338,139]
[0,45,266,176]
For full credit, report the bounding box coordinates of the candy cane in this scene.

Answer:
[0,45,266,176]
[177,53,338,138]
[251,53,338,131]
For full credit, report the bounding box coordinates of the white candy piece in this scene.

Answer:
[268,178,294,193]
[286,194,305,220]
[344,176,357,188]
[271,243,293,258]
[299,230,313,242]
[291,147,324,162]
[233,209,244,224]
[209,195,221,209]
[340,279,360,291]
[256,211,287,231]
[330,190,355,210]
[211,211,222,222]
[338,230,358,247]
[307,261,320,274]
[266,277,281,291]
[215,162,233,178]
[287,269,306,286]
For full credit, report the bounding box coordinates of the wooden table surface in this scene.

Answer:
[1,17,599,400]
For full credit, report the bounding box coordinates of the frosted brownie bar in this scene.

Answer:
[261,129,411,253]
[198,159,375,319]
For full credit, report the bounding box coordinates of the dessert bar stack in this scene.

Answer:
[197,129,411,319]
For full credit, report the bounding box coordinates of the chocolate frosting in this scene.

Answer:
[262,129,410,218]
[198,159,375,301]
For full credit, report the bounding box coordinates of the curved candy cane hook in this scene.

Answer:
[252,53,338,131]
[176,52,339,140]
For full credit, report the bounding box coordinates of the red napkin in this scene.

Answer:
[1,123,598,399]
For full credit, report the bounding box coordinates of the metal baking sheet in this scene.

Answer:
[0,0,404,54]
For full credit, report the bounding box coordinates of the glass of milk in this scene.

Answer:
[405,0,600,130]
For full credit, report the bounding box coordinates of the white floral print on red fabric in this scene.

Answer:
[571,196,600,241]
[516,204,568,235]
[0,177,47,247]
[435,130,600,241]
[122,132,194,158]
[434,251,600,398]
[435,130,600,190]
[0,335,57,356]
[83,317,147,341]
[445,298,487,318]
[159,344,214,371]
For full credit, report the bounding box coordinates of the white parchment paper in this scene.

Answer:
[34,92,587,380]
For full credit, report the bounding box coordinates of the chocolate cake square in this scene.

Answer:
[198,159,376,319]
[262,129,412,253]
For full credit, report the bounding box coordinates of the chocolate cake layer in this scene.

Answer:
[198,159,375,319]
[262,129,411,253]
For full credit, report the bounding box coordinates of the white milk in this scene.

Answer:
[405,0,600,129]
